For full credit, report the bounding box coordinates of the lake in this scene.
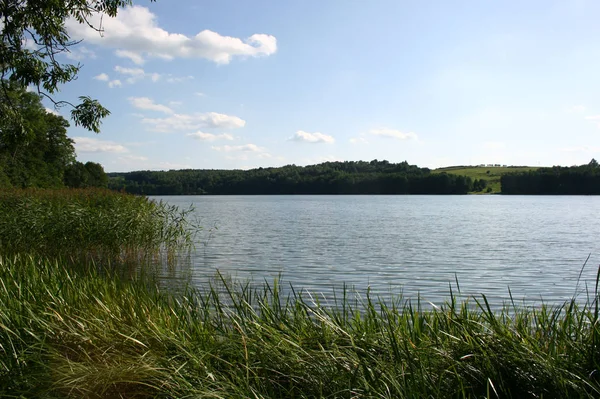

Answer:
[153,195,600,307]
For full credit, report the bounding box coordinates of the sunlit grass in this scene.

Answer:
[1,254,599,398]
[433,166,538,193]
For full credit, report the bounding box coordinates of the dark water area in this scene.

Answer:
[151,195,600,308]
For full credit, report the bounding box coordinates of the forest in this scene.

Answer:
[501,159,600,194]
[0,81,108,189]
[107,161,482,195]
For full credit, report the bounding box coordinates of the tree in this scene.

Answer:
[0,0,153,133]
[64,161,108,188]
[0,81,75,187]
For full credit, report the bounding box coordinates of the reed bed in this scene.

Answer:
[1,254,599,398]
[0,188,197,264]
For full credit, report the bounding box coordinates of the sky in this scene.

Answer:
[47,0,600,172]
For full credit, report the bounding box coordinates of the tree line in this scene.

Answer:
[107,161,484,195]
[0,81,108,189]
[501,159,600,195]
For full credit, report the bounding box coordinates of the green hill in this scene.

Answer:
[433,165,538,193]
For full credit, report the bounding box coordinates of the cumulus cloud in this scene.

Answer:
[74,137,128,153]
[94,73,109,81]
[45,107,60,116]
[368,128,418,140]
[290,130,335,144]
[115,49,145,65]
[187,131,234,141]
[66,5,277,65]
[129,97,173,114]
[114,65,162,83]
[108,79,122,88]
[140,112,246,132]
[212,144,264,152]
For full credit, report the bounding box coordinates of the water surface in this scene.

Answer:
[153,195,600,307]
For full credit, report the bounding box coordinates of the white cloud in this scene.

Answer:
[94,73,109,81]
[212,144,264,152]
[66,46,96,61]
[195,92,206,97]
[166,75,194,83]
[108,79,122,88]
[115,65,145,77]
[187,131,234,141]
[115,49,145,65]
[114,65,163,83]
[129,97,173,114]
[66,5,277,65]
[349,137,369,145]
[290,130,335,144]
[169,101,183,107]
[140,112,246,132]
[368,128,418,140]
[45,107,60,116]
[567,105,587,113]
[74,137,128,153]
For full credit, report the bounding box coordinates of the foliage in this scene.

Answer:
[0,81,76,188]
[0,81,108,189]
[0,0,153,132]
[433,166,538,194]
[64,160,108,188]
[108,160,475,195]
[1,254,599,398]
[0,188,197,261]
[501,159,600,194]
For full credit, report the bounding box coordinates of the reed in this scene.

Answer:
[0,188,197,264]
[1,254,599,398]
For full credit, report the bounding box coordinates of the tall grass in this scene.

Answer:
[0,188,197,263]
[1,188,599,397]
[1,254,599,398]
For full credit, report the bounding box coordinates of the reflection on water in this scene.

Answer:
[150,195,600,308]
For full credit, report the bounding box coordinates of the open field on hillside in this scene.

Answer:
[434,166,539,193]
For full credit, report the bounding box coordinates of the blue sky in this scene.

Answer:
[51,0,600,172]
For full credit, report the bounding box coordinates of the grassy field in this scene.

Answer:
[433,166,539,193]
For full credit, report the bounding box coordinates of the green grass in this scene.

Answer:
[1,254,599,398]
[0,188,198,263]
[433,166,539,194]
[1,188,599,398]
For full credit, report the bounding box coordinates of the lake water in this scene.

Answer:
[153,195,600,307]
